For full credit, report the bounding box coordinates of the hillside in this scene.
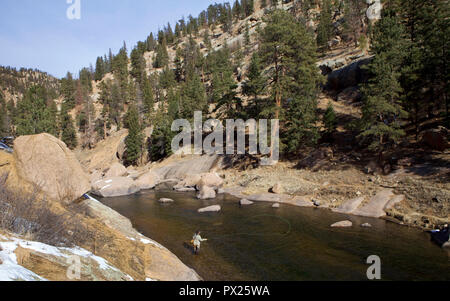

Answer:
[0,66,60,105]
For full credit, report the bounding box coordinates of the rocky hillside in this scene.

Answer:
[0,66,60,105]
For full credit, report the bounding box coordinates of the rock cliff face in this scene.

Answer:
[13,133,90,203]
[0,134,201,281]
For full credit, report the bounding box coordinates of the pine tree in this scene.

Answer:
[359,9,409,158]
[142,76,155,123]
[243,53,265,115]
[259,9,323,152]
[61,72,76,110]
[15,85,60,137]
[124,105,143,166]
[60,107,77,149]
[94,56,105,81]
[180,74,207,120]
[130,47,146,85]
[343,0,366,47]
[323,102,337,134]
[316,0,333,50]
[0,93,7,136]
[153,41,169,68]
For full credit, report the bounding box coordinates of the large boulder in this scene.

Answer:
[327,58,372,91]
[77,129,128,173]
[367,0,382,21]
[173,174,202,190]
[13,134,90,202]
[198,173,224,190]
[105,162,128,178]
[197,185,217,200]
[269,183,284,194]
[91,177,139,198]
[135,171,160,190]
[421,127,449,151]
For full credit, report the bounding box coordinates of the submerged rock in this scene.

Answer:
[198,205,221,213]
[272,203,280,208]
[158,198,174,204]
[361,223,372,228]
[239,199,254,206]
[331,220,353,228]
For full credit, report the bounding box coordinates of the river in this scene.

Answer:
[99,189,449,281]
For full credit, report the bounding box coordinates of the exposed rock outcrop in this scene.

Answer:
[105,162,128,178]
[91,177,139,198]
[327,57,372,91]
[135,171,160,190]
[77,129,128,173]
[12,134,90,203]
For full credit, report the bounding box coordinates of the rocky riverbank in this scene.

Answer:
[78,131,448,231]
[0,133,200,281]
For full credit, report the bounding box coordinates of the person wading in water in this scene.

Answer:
[192,231,208,255]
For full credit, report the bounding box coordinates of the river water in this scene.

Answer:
[99,189,449,281]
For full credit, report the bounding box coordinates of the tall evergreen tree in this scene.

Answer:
[359,9,409,158]
[259,9,323,152]
[60,107,77,149]
[243,53,265,115]
[124,105,143,166]
[94,56,105,81]
[323,102,337,134]
[60,72,76,110]
[316,0,333,50]
[15,85,59,137]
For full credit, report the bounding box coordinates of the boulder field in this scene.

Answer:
[0,133,200,281]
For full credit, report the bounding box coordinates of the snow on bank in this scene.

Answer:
[0,234,133,281]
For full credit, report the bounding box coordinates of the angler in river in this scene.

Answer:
[192,230,208,255]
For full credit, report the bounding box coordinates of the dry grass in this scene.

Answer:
[0,173,91,247]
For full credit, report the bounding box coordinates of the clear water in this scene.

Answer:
[99,190,450,281]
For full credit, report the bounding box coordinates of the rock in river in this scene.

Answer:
[198,205,221,213]
[158,198,174,203]
[331,220,353,228]
[239,199,254,206]
[197,185,216,200]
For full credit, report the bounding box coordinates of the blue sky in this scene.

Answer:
[0,0,220,78]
